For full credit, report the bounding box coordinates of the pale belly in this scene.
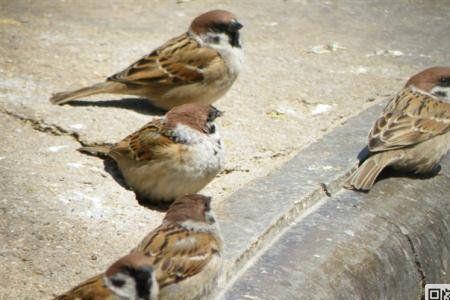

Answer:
[159,76,236,109]
[117,139,224,202]
[391,131,450,174]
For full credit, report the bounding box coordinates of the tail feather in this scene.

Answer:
[50,82,122,105]
[344,152,400,191]
[78,145,113,157]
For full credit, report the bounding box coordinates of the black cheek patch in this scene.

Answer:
[228,31,241,48]
[129,266,154,300]
[434,91,448,98]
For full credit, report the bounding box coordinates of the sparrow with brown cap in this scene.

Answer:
[79,103,224,204]
[50,10,243,110]
[345,66,450,191]
[54,194,222,300]
[132,194,223,300]
[54,253,158,300]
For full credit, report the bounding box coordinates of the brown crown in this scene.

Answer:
[189,10,237,35]
[105,253,153,277]
[405,66,450,92]
[164,194,212,224]
[165,103,220,133]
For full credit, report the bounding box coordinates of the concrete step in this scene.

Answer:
[216,101,450,299]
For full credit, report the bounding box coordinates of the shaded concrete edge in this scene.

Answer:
[212,102,386,295]
[220,150,450,299]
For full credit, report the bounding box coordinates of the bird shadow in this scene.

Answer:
[68,98,166,116]
[77,150,171,212]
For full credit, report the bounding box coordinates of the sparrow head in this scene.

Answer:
[406,66,450,101]
[164,194,215,225]
[189,10,243,48]
[104,253,158,300]
[165,103,223,135]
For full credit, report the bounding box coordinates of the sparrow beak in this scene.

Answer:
[208,106,224,121]
[216,109,224,118]
[229,20,243,31]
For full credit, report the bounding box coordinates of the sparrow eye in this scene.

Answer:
[212,36,220,43]
[204,196,212,211]
[111,278,125,287]
[439,76,450,86]
[211,22,229,33]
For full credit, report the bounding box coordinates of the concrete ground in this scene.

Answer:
[0,0,449,299]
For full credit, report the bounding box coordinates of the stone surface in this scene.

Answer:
[2,0,450,201]
[1,0,450,299]
[215,102,384,282]
[0,113,163,299]
[222,169,450,299]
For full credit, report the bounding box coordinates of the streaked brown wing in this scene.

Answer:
[110,119,174,161]
[368,87,450,152]
[54,274,113,300]
[107,33,219,86]
[133,224,220,288]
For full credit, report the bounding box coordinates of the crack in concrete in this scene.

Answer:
[377,215,426,298]
[0,107,90,147]
[404,233,427,296]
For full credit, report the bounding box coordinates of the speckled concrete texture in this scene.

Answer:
[1,0,450,299]
[222,164,450,299]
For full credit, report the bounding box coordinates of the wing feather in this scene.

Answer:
[132,224,220,288]
[110,119,175,161]
[368,87,450,152]
[107,33,221,86]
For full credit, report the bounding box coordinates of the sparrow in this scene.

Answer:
[131,194,223,300]
[49,10,243,110]
[79,103,224,204]
[54,253,159,300]
[344,66,450,191]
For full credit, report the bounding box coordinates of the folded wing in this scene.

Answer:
[368,87,450,152]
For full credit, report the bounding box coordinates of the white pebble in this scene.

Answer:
[344,230,355,236]
[69,124,84,130]
[67,162,83,169]
[48,145,68,153]
[311,104,333,115]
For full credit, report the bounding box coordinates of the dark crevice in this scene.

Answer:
[0,107,90,147]
[404,233,426,300]
[378,215,426,298]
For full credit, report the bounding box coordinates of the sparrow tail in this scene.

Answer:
[49,81,123,105]
[78,145,113,157]
[343,152,399,191]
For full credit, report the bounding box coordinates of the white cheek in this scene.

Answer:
[197,32,243,76]
[104,274,137,299]
[430,86,450,102]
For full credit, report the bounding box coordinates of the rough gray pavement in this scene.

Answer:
[222,171,450,300]
[1,0,450,299]
[218,100,450,299]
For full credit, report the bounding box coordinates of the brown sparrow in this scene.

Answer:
[79,104,224,204]
[344,66,450,191]
[54,253,158,300]
[50,10,243,110]
[131,194,223,300]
